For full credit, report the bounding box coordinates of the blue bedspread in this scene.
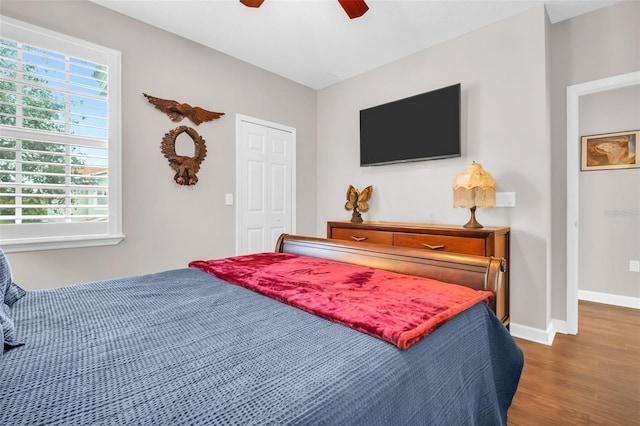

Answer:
[1,268,523,425]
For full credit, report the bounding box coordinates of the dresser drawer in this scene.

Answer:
[330,228,394,245]
[393,233,486,256]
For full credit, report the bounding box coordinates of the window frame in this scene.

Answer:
[0,16,123,253]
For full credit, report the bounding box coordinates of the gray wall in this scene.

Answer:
[550,0,640,319]
[316,0,640,333]
[1,0,318,289]
[316,6,552,331]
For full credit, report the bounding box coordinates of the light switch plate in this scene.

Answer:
[630,260,640,272]
[495,192,516,208]
[225,193,233,206]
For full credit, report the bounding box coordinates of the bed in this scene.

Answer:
[1,234,523,425]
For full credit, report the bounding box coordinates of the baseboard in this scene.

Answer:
[578,290,640,309]
[510,295,638,345]
[509,321,556,346]
[550,318,573,335]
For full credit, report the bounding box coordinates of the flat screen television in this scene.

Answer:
[359,83,461,166]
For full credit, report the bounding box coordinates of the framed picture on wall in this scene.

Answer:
[581,130,639,171]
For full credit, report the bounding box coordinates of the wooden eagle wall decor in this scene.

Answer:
[161,126,207,186]
[344,185,373,223]
[144,93,225,186]
[144,93,225,125]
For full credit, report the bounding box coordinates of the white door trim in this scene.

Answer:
[235,114,296,255]
[565,71,640,334]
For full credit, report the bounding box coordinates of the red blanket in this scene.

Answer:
[189,253,492,349]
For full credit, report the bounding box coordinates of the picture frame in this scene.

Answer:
[581,130,639,171]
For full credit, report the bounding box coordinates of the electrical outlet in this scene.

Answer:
[630,260,640,273]
[495,192,516,208]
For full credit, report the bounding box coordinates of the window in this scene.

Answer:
[0,16,122,252]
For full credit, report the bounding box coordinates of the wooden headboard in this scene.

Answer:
[275,234,506,320]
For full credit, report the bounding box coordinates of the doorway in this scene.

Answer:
[565,71,640,334]
[235,115,296,255]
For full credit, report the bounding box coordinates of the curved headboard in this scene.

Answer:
[275,234,506,319]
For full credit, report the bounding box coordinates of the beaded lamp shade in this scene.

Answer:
[453,162,496,228]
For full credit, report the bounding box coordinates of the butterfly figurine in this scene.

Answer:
[344,185,373,223]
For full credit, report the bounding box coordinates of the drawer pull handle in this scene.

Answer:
[351,236,368,242]
[423,243,445,250]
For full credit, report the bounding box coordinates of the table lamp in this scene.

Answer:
[453,162,496,228]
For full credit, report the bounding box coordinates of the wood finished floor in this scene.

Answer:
[508,301,640,425]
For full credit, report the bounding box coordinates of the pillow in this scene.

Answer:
[1,303,23,351]
[1,248,26,307]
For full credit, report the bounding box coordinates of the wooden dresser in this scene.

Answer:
[327,221,510,327]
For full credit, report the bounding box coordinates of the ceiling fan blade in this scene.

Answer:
[240,0,264,8]
[337,0,369,19]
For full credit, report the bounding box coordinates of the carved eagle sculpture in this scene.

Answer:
[143,93,225,125]
[161,126,207,186]
[344,185,373,223]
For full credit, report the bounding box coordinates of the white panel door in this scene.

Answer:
[237,115,295,254]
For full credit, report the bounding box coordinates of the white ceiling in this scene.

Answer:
[91,0,620,90]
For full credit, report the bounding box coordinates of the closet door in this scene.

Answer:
[236,115,296,254]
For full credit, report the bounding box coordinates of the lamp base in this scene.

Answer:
[463,206,483,228]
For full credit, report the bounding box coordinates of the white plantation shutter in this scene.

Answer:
[0,16,123,252]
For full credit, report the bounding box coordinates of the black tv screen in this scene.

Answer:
[359,83,461,166]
